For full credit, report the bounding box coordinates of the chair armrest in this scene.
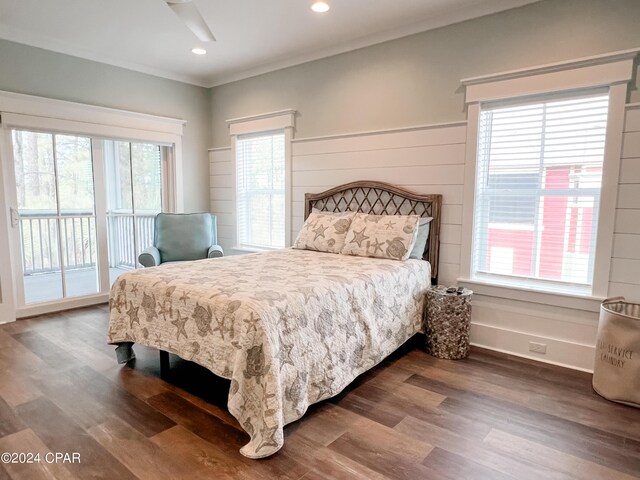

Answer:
[139,246,161,267]
[208,244,224,258]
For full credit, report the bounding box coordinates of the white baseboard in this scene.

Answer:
[470,322,595,373]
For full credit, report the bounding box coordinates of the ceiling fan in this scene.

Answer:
[164,0,216,43]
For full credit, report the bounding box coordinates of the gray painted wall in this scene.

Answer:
[2,0,640,202]
[0,39,211,212]
[210,0,640,147]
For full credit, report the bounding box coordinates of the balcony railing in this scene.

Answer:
[19,210,157,276]
[106,211,156,269]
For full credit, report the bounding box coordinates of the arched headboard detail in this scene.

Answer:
[305,181,442,282]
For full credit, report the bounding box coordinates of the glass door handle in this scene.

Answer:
[9,207,19,228]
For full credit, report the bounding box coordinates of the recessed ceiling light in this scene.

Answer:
[191,48,207,55]
[311,1,330,13]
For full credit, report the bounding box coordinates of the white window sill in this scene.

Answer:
[457,277,606,313]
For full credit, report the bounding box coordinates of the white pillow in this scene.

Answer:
[409,217,434,260]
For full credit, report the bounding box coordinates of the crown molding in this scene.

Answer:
[1,0,542,89]
[206,0,542,87]
[0,25,211,88]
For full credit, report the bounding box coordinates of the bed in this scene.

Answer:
[108,181,442,458]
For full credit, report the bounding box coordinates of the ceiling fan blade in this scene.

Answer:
[167,1,216,43]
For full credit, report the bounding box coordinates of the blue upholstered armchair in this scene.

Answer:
[138,213,224,267]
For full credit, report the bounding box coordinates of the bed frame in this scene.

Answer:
[305,180,442,283]
[160,181,442,378]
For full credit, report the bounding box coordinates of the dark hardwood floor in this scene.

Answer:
[0,305,638,479]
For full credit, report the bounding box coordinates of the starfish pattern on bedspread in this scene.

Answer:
[107,248,430,458]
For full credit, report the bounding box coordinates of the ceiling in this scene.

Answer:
[0,0,540,88]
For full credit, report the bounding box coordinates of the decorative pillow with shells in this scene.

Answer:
[293,211,356,254]
[340,213,420,261]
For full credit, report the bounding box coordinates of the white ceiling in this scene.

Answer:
[0,0,540,87]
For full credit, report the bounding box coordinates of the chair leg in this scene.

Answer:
[160,350,170,379]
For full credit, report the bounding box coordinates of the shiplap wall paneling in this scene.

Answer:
[208,110,637,371]
[209,147,234,251]
[291,123,467,285]
[609,105,640,302]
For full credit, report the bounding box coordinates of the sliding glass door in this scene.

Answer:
[105,140,162,283]
[6,129,167,313]
[12,131,99,304]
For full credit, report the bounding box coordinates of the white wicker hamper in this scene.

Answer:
[592,297,640,408]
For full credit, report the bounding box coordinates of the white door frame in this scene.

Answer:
[0,127,16,323]
[0,90,185,321]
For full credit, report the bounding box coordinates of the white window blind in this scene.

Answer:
[472,91,609,294]
[236,131,285,249]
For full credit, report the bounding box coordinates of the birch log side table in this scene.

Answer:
[425,286,473,359]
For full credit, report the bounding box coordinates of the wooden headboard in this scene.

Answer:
[305,181,442,281]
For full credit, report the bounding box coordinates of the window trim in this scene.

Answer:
[0,91,185,213]
[0,91,185,320]
[459,49,638,310]
[227,110,295,253]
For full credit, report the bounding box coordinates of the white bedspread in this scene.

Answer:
[108,248,430,458]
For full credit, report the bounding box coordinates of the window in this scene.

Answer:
[236,131,286,249]
[471,91,609,293]
[460,50,636,307]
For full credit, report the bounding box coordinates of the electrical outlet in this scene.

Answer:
[529,342,547,354]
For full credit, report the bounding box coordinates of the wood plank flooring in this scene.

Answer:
[0,305,638,480]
